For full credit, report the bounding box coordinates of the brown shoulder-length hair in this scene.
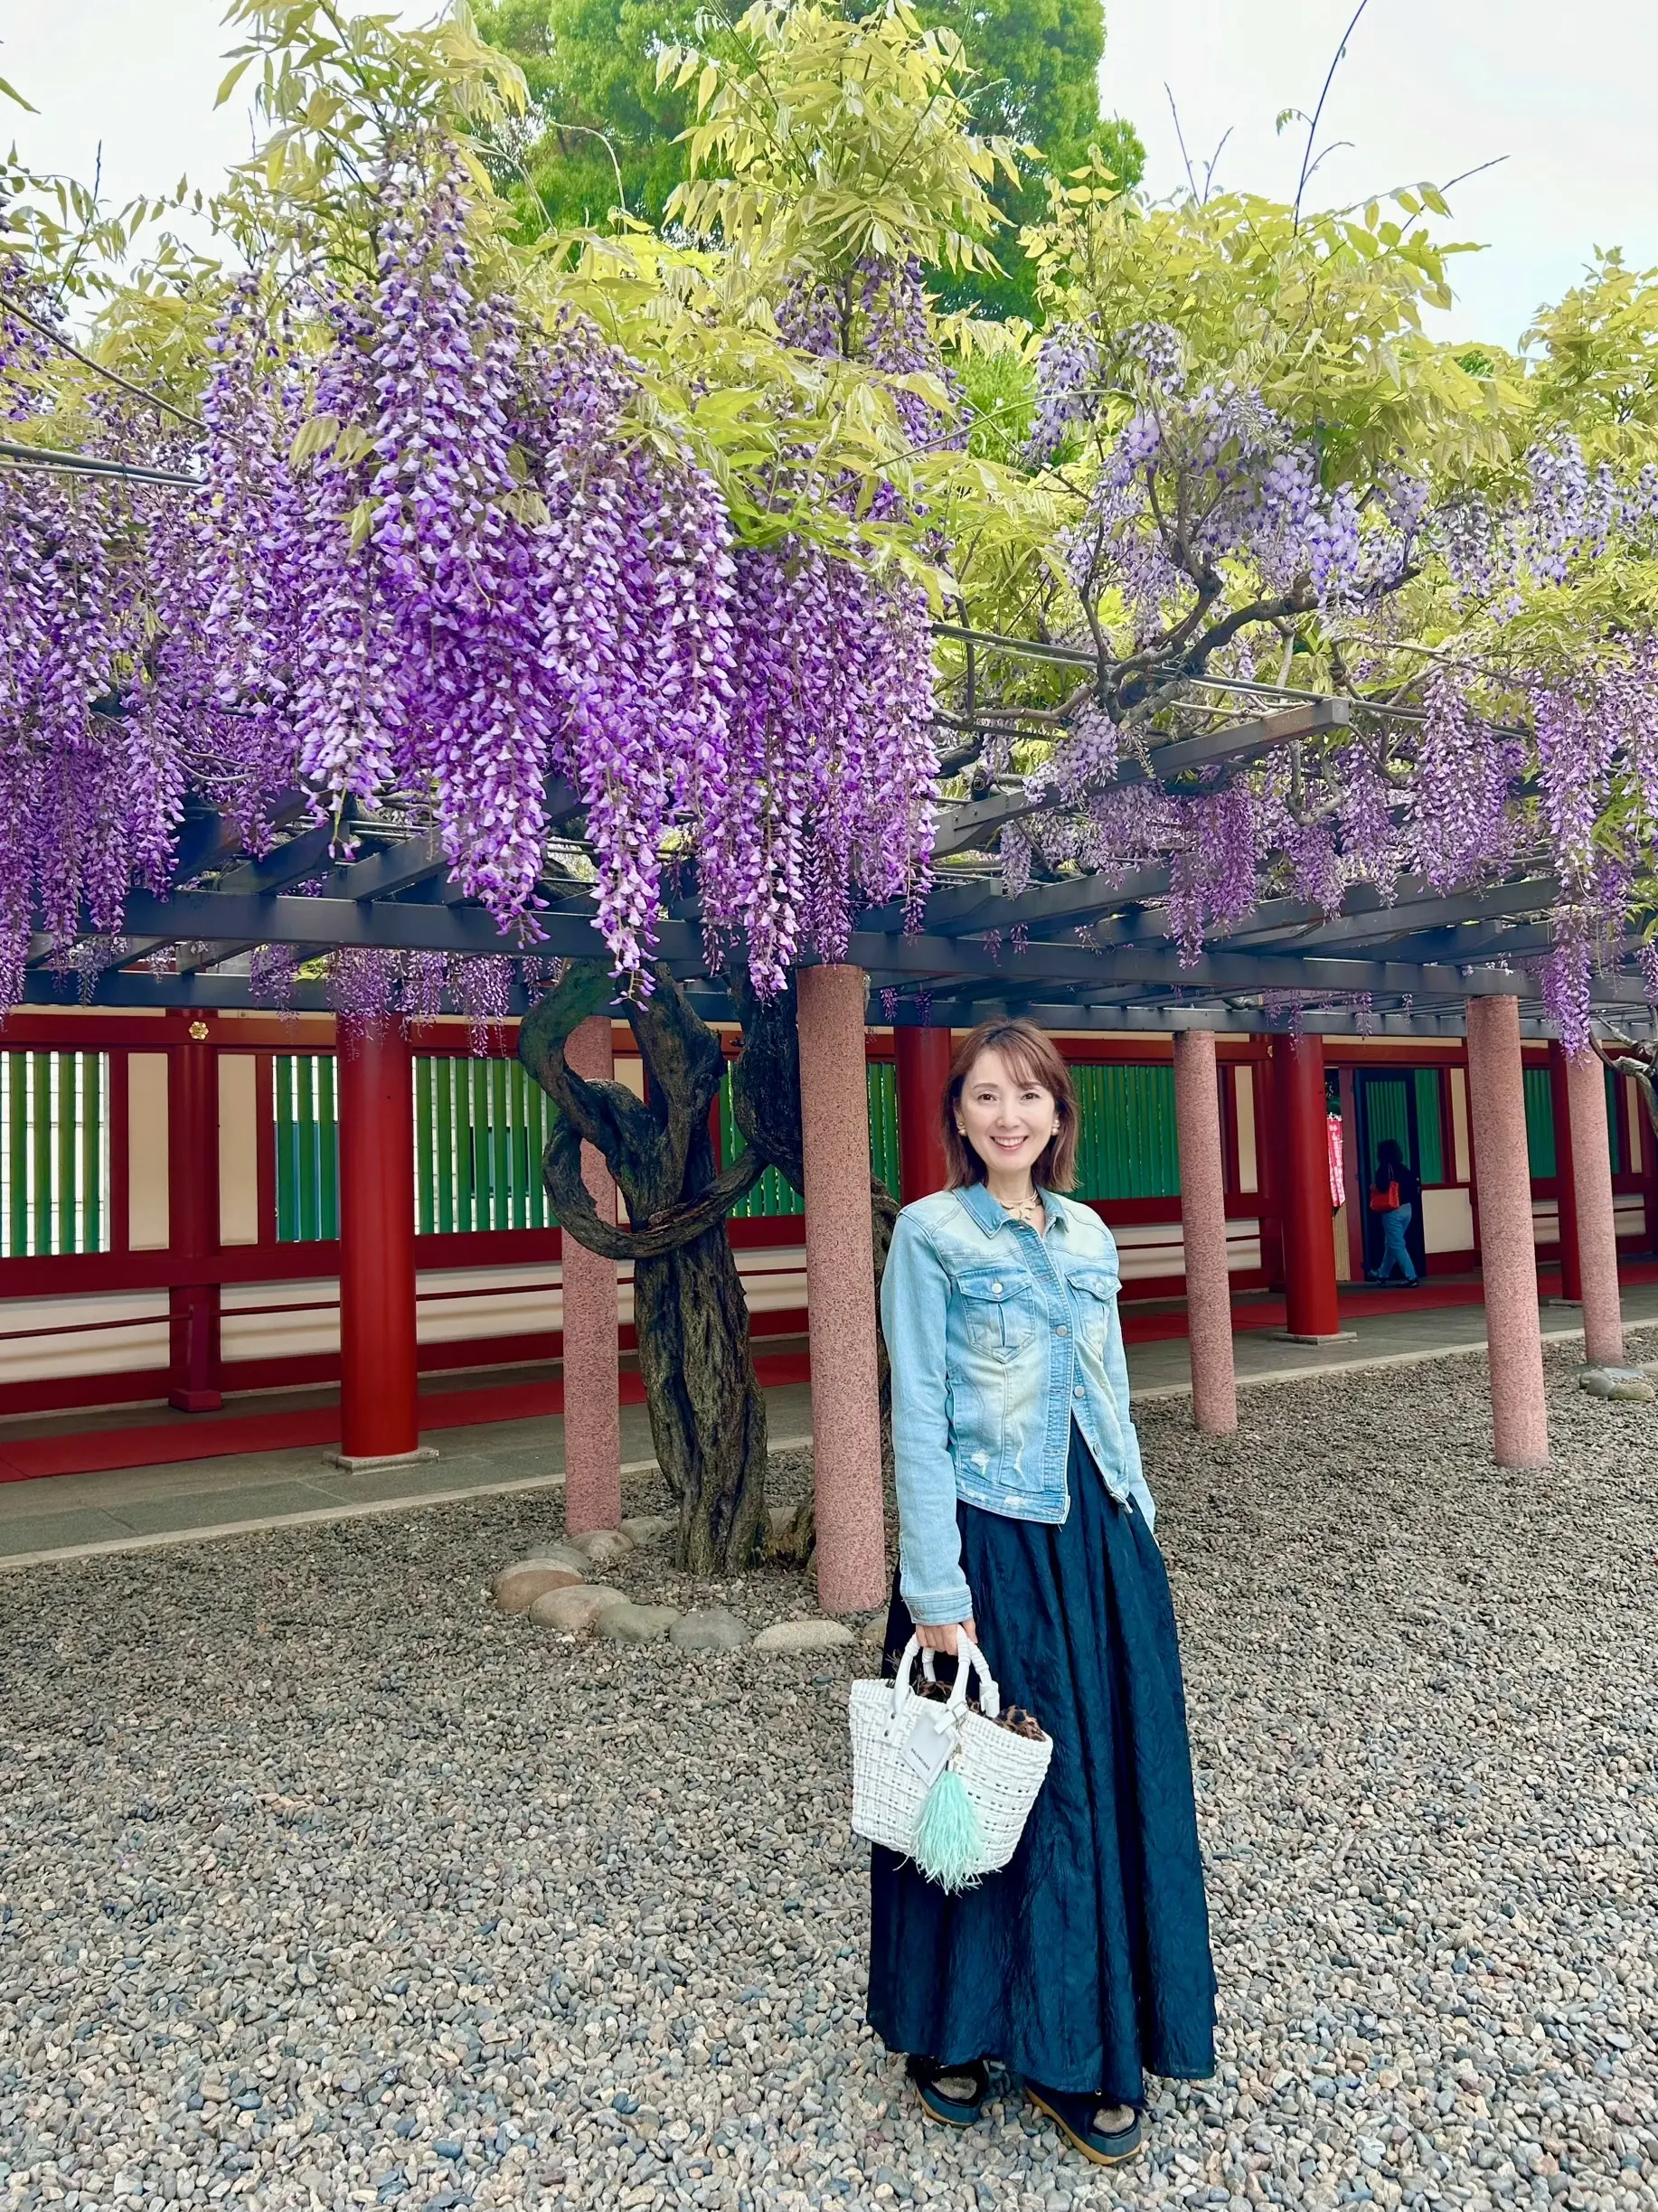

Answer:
[940,1019,1079,1191]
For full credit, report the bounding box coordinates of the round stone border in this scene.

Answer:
[493,1514,875,1653]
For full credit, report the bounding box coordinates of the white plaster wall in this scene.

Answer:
[1109,1219,1260,1280]
[221,1277,343,1364]
[217,1054,260,1247]
[0,1292,167,1384]
[1232,1063,1258,1193]
[1421,1185,1474,1255]
[1448,1066,1472,1184]
[127,1053,169,1250]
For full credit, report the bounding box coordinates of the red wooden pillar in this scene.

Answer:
[1547,1041,1583,1301]
[167,1024,222,1412]
[1173,1030,1237,1434]
[798,965,886,1613]
[561,1015,622,1532]
[335,1015,429,1468]
[1270,1032,1342,1341]
[1466,994,1548,1466]
[1253,1043,1286,1291]
[1637,1077,1658,1254]
[894,1025,953,1202]
[1565,1047,1625,1367]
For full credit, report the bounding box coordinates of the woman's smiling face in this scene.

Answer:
[956,1047,1059,1181]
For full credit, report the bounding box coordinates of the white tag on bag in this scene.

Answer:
[895,1703,957,1787]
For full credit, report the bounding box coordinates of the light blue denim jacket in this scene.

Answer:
[880,1181,1155,1626]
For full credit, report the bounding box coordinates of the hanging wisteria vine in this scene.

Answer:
[0,145,940,1011]
[1002,307,1658,1050]
[3,91,1658,1056]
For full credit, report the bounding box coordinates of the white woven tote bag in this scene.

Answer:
[848,1634,1053,1893]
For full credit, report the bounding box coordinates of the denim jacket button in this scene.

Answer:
[1055,1323,1068,1336]
[991,1280,1003,1294]
[1073,1384,1085,1397]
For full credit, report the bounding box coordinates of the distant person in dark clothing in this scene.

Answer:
[1368,1138,1420,1285]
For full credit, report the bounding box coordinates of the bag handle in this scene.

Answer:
[890,1633,1003,1726]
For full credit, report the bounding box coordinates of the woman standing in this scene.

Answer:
[1368,1137,1420,1286]
[868,1019,1215,2167]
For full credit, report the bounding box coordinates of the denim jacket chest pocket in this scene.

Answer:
[951,1266,1039,1359]
[1063,1264,1121,1355]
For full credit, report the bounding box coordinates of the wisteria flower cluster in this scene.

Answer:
[193,151,937,997]
[0,249,192,1008]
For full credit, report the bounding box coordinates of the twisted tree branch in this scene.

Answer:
[539,1114,765,1259]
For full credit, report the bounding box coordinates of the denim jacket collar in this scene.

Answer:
[952,1181,1069,1239]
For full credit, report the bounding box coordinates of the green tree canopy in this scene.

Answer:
[476,0,1145,314]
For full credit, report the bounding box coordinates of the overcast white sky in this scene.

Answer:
[3,0,1655,349]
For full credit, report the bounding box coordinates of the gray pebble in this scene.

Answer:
[597,1600,682,1643]
[492,1559,584,1612]
[5,1333,1657,2210]
[521,1539,593,1574]
[1578,1364,1657,1400]
[670,1605,754,1651]
[526,1581,629,1632]
[568,1526,636,1566]
[752,1617,855,1652]
[619,1514,675,1546]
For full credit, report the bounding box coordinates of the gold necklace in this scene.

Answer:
[1000,1190,1042,1225]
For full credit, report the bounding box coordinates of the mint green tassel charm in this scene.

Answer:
[912,1765,984,1893]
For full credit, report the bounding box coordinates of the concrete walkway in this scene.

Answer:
[5,1291,1657,1570]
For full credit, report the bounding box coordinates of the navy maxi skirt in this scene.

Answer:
[866,1425,1216,2105]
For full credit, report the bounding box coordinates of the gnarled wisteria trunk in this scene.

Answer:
[521,960,901,1577]
[520,962,773,1575]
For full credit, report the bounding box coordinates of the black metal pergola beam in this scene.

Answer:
[930,699,1351,860]
[16,687,1647,1038]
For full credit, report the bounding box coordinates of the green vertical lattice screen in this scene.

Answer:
[1069,1063,1182,1201]
[1362,1075,1411,1179]
[718,1060,900,1217]
[415,1054,554,1234]
[1606,1066,1624,1175]
[274,1054,340,1242]
[1522,1066,1556,1179]
[277,1053,559,1240]
[0,1050,108,1257]
[868,1061,900,1200]
[1413,1068,1446,1184]
[1524,1068,1627,1180]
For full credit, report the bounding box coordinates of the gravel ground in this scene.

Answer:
[2,1333,1656,2212]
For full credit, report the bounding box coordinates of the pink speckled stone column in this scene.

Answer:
[1465,995,1549,1467]
[561,1015,621,1532]
[1173,1029,1238,1435]
[1566,1046,1625,1367]
[797,965,887,1613]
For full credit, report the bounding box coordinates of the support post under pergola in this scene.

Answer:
[1465,994,1549,1467]
[1565,1047,1625,1369]
[561,1015,622,1532]
[1173,1031,1238,1435]
[334,1016,434,1473]
[798,964,888,1613]
[1271,1033,1344,1341]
